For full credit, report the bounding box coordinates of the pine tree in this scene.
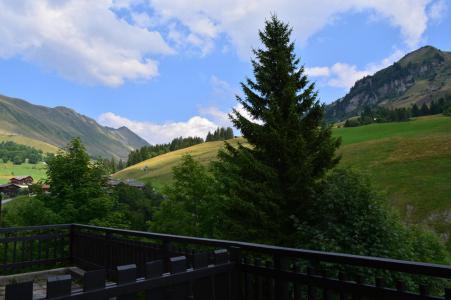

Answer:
[110,157,116,173]
[206,132,212,142]
[213,16,341,246]
[420,103,430,116]
[118,159,124,171]
[411,104,420,117]
[226,127,234,139]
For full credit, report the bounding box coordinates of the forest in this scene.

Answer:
[126,136,204,167]
[0,141,44,164]
[344,96,451,127]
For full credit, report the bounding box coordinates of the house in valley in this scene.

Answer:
[0,183,22,198]
[9,176,34,186]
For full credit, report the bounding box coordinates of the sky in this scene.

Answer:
[0,0,449,144]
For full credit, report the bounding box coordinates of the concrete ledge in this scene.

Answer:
[0,267,79,285]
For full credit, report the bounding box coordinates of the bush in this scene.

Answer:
[150,155,220,237]
[297,169,448,261]
[113,183,163,231]
[444,105,451,116]
[344,119,361,127]
[295,169,449,291]
[2,197,61,227]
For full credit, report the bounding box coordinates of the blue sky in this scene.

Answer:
[0,0,449,144]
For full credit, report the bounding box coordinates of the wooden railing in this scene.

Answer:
[5,251,234,299]
[0,224,70,274]
[1,224,450,299]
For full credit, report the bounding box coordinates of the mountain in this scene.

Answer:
[0,94,148,159]
[326,46,451,122]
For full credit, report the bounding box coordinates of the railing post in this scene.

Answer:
[104,231,113,275]
[145,260,165,300]
[5,281,33,300]
[162,239,172,271]
[214,249,229,300]
[229,246,243,300]
[274,255,289,300]
[192,253,212,300]
[117,264,137,300]
[168,256,189,299]
[83,269,107,300]
[47,274,72,298]
[69,224,75,264]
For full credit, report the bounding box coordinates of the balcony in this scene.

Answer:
[0,224,449,299]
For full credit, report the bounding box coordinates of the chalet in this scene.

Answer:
[0,183,22,198]
[9,176,33,186]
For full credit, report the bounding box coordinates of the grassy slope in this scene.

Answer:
[335,115,451,246]
[0,162,47,184]
[114,138,248,190]
[0,134,59,154]
[114,115,451,244]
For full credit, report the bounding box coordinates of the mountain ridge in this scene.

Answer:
[325,46,451,122]
[0,94,148,160]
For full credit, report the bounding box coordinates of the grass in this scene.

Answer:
[0,134,59,154]
[335,116,451,248]
[114,138,248,190]
[0,162,47,184]
[114,115,451,246]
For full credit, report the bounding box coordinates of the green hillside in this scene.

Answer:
[0,94,148,160]
[114,115,451,246]
[335,115,451,241]
[114,138,249,189]
[0,134,59,154]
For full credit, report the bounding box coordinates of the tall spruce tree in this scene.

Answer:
[213,16,341,246]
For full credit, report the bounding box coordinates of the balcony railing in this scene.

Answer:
[0,224,450,299]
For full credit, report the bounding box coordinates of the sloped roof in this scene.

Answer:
[10,176,33,180]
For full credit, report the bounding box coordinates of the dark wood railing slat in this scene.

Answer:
[47,274,72,298]
[116,264,137,300]
[5,280,33,300]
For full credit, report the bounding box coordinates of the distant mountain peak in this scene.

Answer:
[326,46,451,122]
[0,94,149,159]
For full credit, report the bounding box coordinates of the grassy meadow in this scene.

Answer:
[336,115,451,246]
[113,115,451,246]
[0,162,47,184]
[0,134,58,185]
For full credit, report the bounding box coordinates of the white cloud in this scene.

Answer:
[305,67,331,77]
[0,0,441,86]
[131,11,153,28]
[0,0,174,86]
[428,0,447,22]
[308,49,405,89]
[199,106,231,127]
[98,112,217,144]
[144,0,439,57]
[327,63,370,89]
